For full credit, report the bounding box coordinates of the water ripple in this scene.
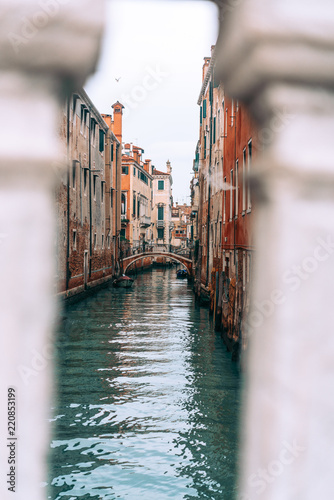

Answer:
[48,269,240,500]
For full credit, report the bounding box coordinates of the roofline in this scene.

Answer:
[197,46,217,106]
[76,88,108,132]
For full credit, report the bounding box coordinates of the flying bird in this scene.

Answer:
[115,77,121,82]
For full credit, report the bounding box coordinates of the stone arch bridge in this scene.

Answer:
[122,252,192,275]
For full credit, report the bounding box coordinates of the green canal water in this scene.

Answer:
[48,268,241,500]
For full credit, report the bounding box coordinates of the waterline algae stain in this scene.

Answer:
[48,269,240,499]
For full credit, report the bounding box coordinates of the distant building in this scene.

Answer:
[171,203,192,249]
[55,90,123,298]
[152,161,173,251]
[120,144,153,253]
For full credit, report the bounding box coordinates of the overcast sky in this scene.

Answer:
[85,0,218,204]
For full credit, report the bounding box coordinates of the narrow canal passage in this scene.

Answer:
[48,268,241,500]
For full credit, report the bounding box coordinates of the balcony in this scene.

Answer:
[121,214,129,225]
[140,215,151,227]
[156,220,165,228]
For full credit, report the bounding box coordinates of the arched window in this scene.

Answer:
[121,193,126,215]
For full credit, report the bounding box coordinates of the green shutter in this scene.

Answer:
[158,206,164,220]
[203,99,207,119]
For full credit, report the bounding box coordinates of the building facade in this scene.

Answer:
[171,203,192,251]
[192,46,257,356]
[152,162,173,251]
[55,90,122,298]
[120,144,153,254]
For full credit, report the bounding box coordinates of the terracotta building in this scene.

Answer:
[120,144,153,253]
[192,46,257,357]
[55,90,122,298]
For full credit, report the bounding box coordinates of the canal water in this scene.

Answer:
[48,268,241,500]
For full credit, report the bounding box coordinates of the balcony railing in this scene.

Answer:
[156,220,165,228]
[140,215,151,227]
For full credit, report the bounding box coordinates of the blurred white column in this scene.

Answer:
[0,1,104,499]
[215,1,334,499]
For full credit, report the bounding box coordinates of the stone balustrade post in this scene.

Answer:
[0,1,104,498]
[215,1,334,499]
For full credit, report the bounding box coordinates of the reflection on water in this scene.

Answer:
[48,268,240,499]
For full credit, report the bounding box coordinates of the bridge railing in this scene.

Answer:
[122,246,192,261]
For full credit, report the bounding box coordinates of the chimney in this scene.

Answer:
[166,159,172,175]
[102,114,112,128]
[133,146,141,164]
[111,101,124,143]
[203,57,211,81]
[144,159,151,173]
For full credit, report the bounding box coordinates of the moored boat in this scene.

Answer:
[113,275,134,288]
[176,269,188,279]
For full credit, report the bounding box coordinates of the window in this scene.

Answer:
[84,169,88,195]
[121,193,126,215]
[80,105,85,134]
[200,106,202,125]
[230,170,233,221]
[102,234,104,249]
[213,116,216,144]
[110,189,113,208]
[209,82,213,105]
[133,194,136,217]
[158,206,164,221]
[137,199,140,218]
[93,176,96,200]
[94,233,97,250]
[158,180,164,190]
[90,119,96,145]
[133,167,136,176]
[204,136,207,159]
[73,230,77,250]
[120,228,126,238]
[140,172,148,184]
[247,140,252,211]
[203,99,207,119]
[235,159,238,218]
[99,129,105,153]
[122,166,129,175]
[107,235,110,249]
[72,96,77,125]
[242,148,246,213]
[72,161,76,190]
[157,228,164,240]
[111,143,114,162]
[101,181,104,203]
[218,109,220,137]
